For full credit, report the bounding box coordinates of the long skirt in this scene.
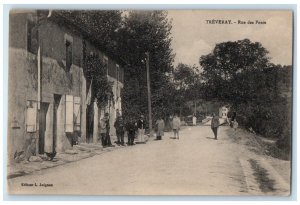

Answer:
[138,128,145,142]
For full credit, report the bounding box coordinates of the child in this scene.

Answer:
[232,119,239,131]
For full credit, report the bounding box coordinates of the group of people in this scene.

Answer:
[99,113,115,147]
[98,111,183,148]
[99,110,241,147]
[98,112,148,147]
[154,114,181,140]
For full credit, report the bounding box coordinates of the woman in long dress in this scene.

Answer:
[155,116,165,140]
[172,114,181,139]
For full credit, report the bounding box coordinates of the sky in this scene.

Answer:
[167,10,293,67]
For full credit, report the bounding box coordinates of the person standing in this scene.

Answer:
[232,119,239,131]
[114,115,125,146]
[192,114,197,126]
[136,115,146,143]
[104,113,114,147]
[99,116,107,147]
[155,116,165,140]
[126,119,136,146]
[172,114,181,139]
[211,113,220,140]
[230,111,237,127]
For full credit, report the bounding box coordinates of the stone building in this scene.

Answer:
[8,10,124,163]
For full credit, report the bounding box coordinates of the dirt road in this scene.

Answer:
[7,126,290,195]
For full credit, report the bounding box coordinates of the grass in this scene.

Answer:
[248,159,276,193]
[226,127,290,160]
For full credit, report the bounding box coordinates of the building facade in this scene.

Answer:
[8,10,124,163]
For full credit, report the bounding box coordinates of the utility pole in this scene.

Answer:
[145,52,153,137]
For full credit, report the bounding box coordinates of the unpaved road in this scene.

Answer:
[7,126,290,195]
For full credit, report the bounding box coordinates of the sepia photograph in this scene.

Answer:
[6,9,293,196]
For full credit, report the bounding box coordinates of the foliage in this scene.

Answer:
[173,64,200,93]
[117,11,175,122]
[84,54,114,108]
[56,10,123,59]
[199,39,292,152]
[200,39,270,103]
[56,10,176,123]
[172,63,202,115]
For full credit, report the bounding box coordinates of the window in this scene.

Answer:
[65,40,73,72]
[65,95,74,132]
[103,56,108,76]
[26,100,37,132]
[73,96,81,131]
[27,20,38,54]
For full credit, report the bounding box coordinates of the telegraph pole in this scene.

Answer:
[145,52,153,137]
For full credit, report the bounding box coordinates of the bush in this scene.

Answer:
[236,99,291,155]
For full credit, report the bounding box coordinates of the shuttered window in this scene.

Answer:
[74,96,81,131]
[26,101,37,132]
[65,95,73,132]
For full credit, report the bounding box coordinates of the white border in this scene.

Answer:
[1,1,299,205]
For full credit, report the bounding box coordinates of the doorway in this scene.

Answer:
[39,102,49,154]
[53,95,61,153]
[86,104,94,143]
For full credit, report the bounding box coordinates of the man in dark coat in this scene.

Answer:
[126,119,136,146]
[211,113,220,140]
[114,115,125,146]
[104,113,114,147]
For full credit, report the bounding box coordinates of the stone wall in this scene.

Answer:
[8,48,38,163]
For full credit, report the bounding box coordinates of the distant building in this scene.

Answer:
[8,10,124,163]
[219,106,229,119]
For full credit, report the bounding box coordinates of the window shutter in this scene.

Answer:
[65,95,74,132]
[26,101,37,132]
[74,96,81,131]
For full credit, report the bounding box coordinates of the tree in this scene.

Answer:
[199,39,270,103]
[56,10,176,123]
[117,11,175,123]
[199,39,292,155]
[84,54,114,109]
[173,63,202,116]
